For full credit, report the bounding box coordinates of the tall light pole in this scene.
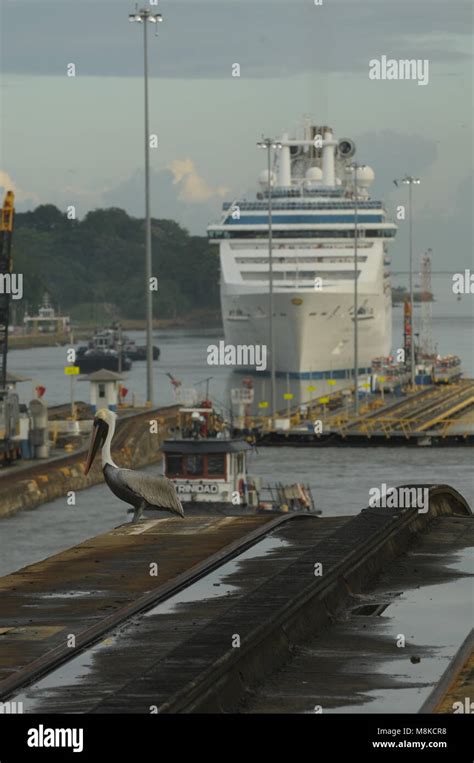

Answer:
[129,6,163,406]
[394,175,421,388]
[257,138,282,427]
[348,161,365,415]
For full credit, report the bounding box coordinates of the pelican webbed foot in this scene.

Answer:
[131,501,145,523]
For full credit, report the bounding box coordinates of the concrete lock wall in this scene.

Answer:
[0,412,170,519]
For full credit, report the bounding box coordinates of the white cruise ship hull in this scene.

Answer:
[221,286,391,377]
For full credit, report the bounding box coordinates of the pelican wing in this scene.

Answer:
[119,470,184,515]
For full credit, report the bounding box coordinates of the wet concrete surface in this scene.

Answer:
[8,516,345,712]
[3,497,471,715]
[241,516,473,714]
[0,514,278,689]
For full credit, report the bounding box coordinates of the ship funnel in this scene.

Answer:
[278,133,291,186]
[322,129,337,186]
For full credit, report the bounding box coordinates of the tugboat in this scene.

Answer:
[76,328,132,373]
[162,401,318,515]
[76,324,160,373]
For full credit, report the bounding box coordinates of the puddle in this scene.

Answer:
[319,548,473,714]
[144,534,289,616]
[37,591,104,599]
[12,632,122,711]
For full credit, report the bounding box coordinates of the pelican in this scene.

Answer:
[84,408,184,522]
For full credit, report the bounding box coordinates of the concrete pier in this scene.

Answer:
[254,380,474,446]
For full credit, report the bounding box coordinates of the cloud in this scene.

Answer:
[3,160,227,233]
[168,159,229,202]
[0,170,40,206]
[101,165,224,233]
[2,0,471,78]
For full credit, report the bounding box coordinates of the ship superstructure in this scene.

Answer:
[208,125,397,377]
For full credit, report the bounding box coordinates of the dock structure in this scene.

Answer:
[0,485,471,714]
[251,380,474,445]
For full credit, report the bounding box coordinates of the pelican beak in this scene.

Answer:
[84,418,108,475]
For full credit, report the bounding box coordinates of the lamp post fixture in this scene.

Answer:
[129,6,163,406]
[257,138,282,427]
[394,175,421,388]
[347,161,365,415]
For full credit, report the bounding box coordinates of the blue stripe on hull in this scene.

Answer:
[225,214,384,225]
[232,367,372,380]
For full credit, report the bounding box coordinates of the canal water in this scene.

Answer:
[8,293,474,410]
[0,302,472,577]
[0,444,472,578]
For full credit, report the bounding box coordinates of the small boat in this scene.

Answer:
[76,325,159,373]
[162,402,319,515]
[123,340,160,361]
[76,346,132,374]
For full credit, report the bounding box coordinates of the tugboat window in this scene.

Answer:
[207,454,226,476]
[166,455,183,477]
[186,455,204,476]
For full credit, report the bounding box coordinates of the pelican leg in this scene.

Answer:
[131,500,145,523]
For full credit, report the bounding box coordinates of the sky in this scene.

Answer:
[0,0,473,276]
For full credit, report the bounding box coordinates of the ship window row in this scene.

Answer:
[222,201,384,211]
[240,270,360,281]
[228,242,374,251]
[235,256,368,265]
[209,230,396,240]
[263,188,346,198]
[165,453,226,479]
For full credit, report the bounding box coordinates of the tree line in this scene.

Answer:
[13,205,219,321]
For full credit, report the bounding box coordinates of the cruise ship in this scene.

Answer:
[207,125,397,378]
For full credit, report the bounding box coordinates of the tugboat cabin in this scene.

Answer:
[162,438,252,507]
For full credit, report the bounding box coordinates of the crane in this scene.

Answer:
[0,191,14,389]
[0,191,21,463]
